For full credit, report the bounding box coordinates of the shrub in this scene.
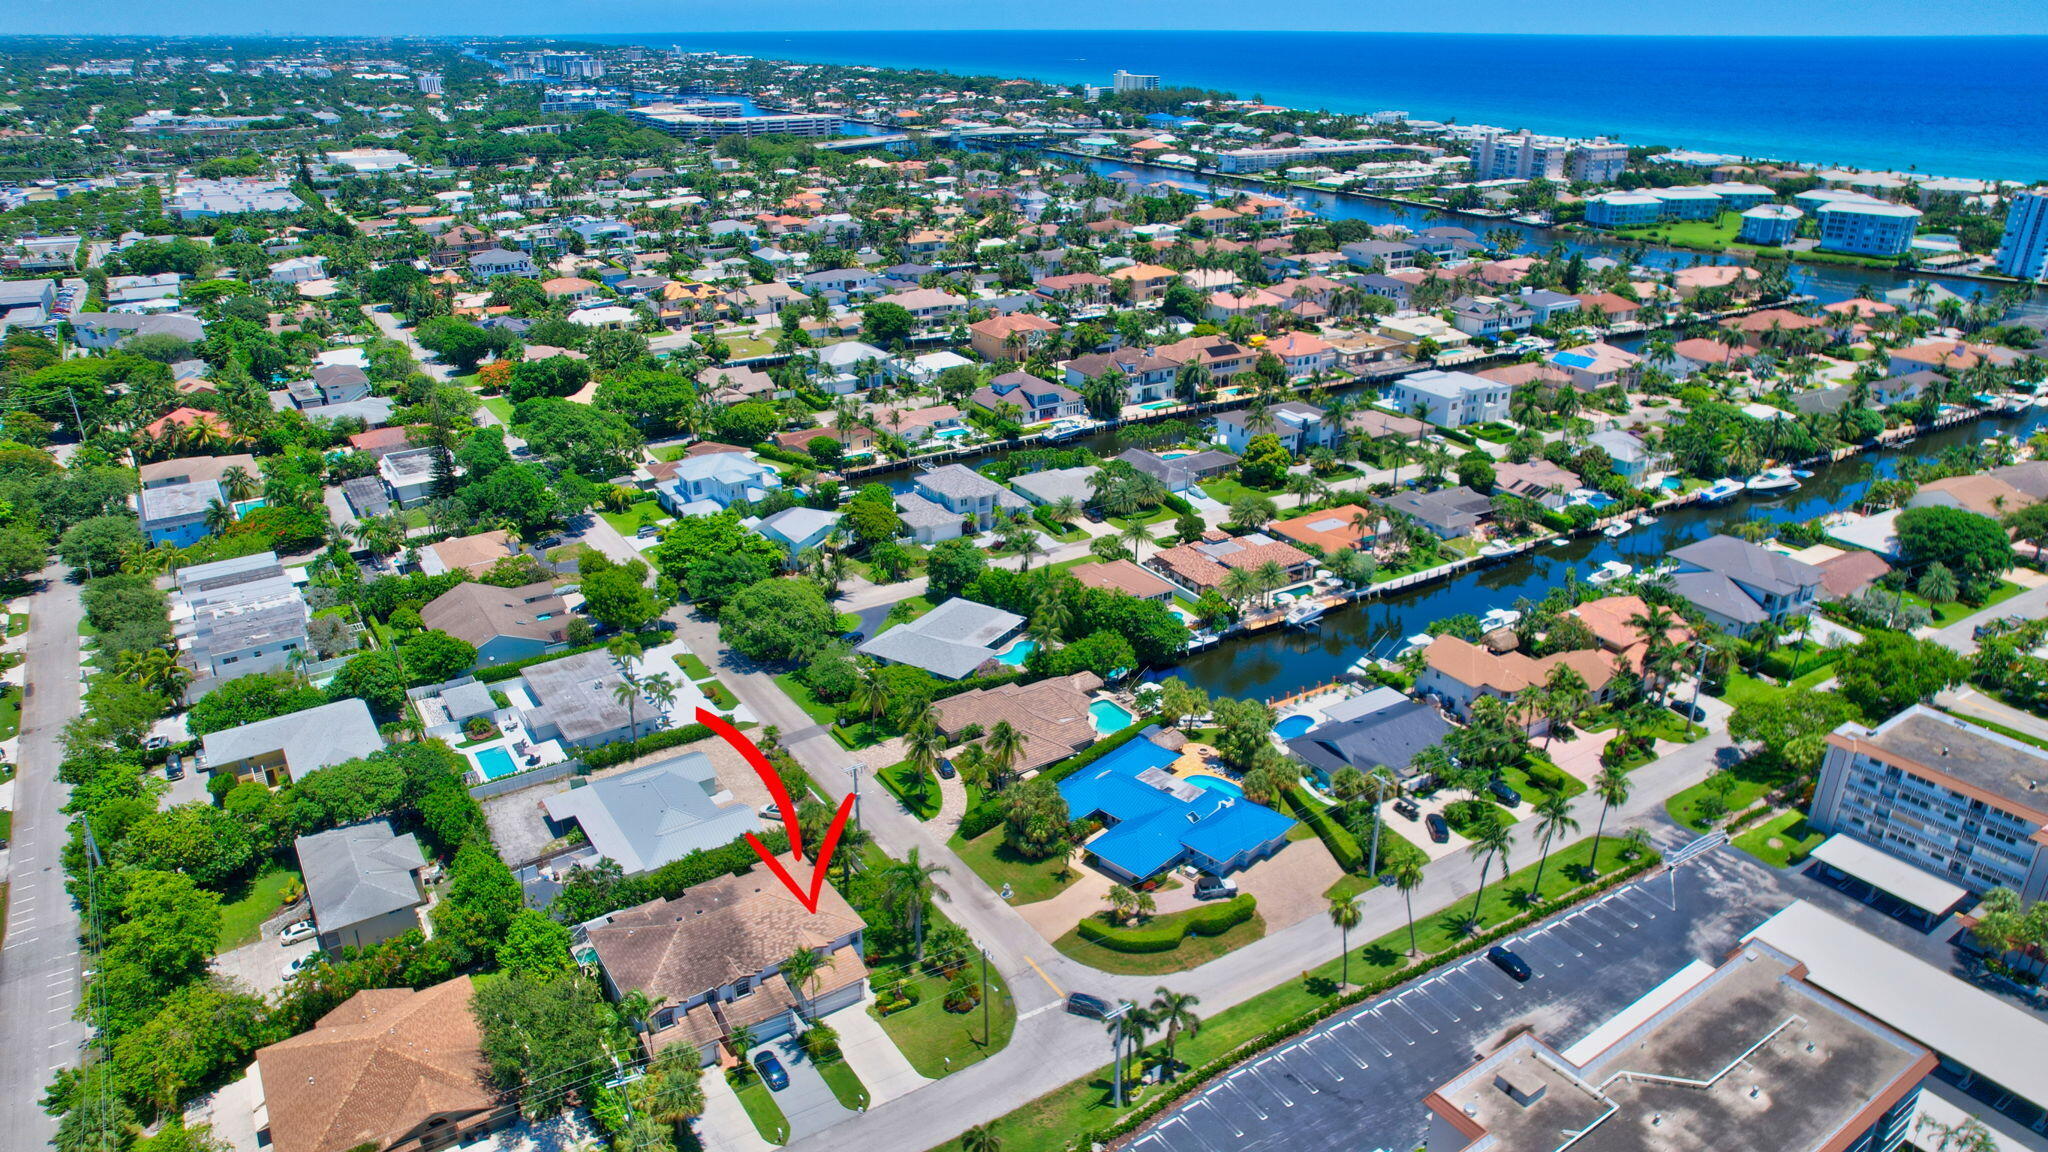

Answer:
[580,723,717,770]
[957,803,1005,841]
[1075,895,1257,953]
[1519,756,1574,794]
[1282,785,1363,871]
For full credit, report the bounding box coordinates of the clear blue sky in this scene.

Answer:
[9,0,2048,37]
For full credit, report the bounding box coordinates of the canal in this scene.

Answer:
[1167,403,2048,702]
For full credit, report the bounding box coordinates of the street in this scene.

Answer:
[0,567,91,1152]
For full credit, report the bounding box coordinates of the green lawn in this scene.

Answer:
[1612,211,1743,251]
[598,500,667,538]
[0,686,20,741]
[816,1057,871,1111]
[1901,578,2024,625]
[0,809,11,842]
[1105,507,1176,530]
[771,672,841,727]
[480,396,514,424]
[875,596,936,636]
[871,963,1018,1079]
[6,613,26,638]
[973,836,1652,1152]
[1732,810,1826,869]
[217,868,301,952]
[676,652,715,682]
[1052,911,1267,976]
[875,758,942,821]
[733,1078,789,1144]
[724,334,776,359]
[1197,476,1286,509]
[1666,756,1790,830]
[1502,756,1587,801]
[950,825,1082,905]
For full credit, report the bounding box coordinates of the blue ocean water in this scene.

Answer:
[607,31,2048,181]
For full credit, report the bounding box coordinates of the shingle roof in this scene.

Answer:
[856,598,1026,680]
[1670,534,1825,598]
[201,699,384,782]
[540,753,758,875]
[419,580,568,651]
[296,819,424,933]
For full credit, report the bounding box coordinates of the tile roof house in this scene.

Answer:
[1566,594,1694,675]
[540,753,758,876]
[252,977,494,1152]
[1270,504,1387,553]
[968,312,1061,361]
[857,598,1026,680]
[1667,534,1825,637]
[583,859,867,1064]
[295,820,427,951]
[1416,636,1618,729]
[1059,730,1294,883]
[1063,346,1179,404]
[1817,549,1894,601]
[1068,559,1177,602]
[1147,531,1315,594]
[935,671,1105,776]
[418,530,520,577]
[200,698,385,787]
[419,580,569,667]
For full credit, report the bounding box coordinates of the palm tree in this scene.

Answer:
[1539,665,1589,748]
[643,1044,707,1125]
[1047,496,1082,529]
[888,848,950,960]
[1149,987,1202,1080]
[1463,813,1515,933]
[781,947,823,1019]
[1107,1005,1155,1104]
[727,1023,758,1067]
[985,720,1026,791]
[1393,856,1425,957]
[1219,565,1263,608]
[203,498,235,535]
[641,672,678,721]
[1252,559,1289,607]
[852,670,890,725]
[905,720,947,803]
[1526,793,1581,903]
[1586,764,1632,877]
[1120,518,1153,563]
[960,1124,1002,1152]
[219,465,258,503]
[611,678,643,737]
[608,634,644,676]
[1328,895,1363,989]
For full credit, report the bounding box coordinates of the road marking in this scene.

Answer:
[1193,1095,1243,1139]
[1021,955,1063,999]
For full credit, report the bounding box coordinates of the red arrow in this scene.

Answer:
[697,707,855,915]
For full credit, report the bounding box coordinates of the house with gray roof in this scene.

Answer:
[654,453,781,517]
[540,753,758,876]
[201,698,385,787]
[1377,485,1495,539]
[744,506,840,562]
[912,464,1029,530]
[137,478,223,548]
[1668,534,1824,638]
[468,248,538,279]
[894,492,964,544]
[857,598,1026,680]
[295,820,426,951]
[1284,687,1453,788]
[173,552,311,688]
[517,649,665,748]
[1009,465,1100,508]
[420,580,569,667]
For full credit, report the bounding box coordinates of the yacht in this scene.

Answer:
[1637,513,1659,528]
[1587,560,1634,587]
[1284,601,1326,629]
[1745,468,1801,495]
[1479,608,1523,633]
[1042,417,1091,442]
[1478,541,1516,558]
[1700,478,1747,505]
[1603,519,1633,538]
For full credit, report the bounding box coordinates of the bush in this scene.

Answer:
[957,803,1005,841]
[580,723,717,770]
[1282,785,1363,871]
[1075,895,1257,953]
[1519,756,1574,794]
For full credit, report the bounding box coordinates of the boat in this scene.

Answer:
[1637,513,1659,528]
[1478,608,1522,633]
[1284,602,1325,629]
[1042,417,1091,442]
[1603,520,1633,538]
[1478,541,1516,558]
[1393,633,1435,659]
[1700,478,1747,505]
[1587,560,1634,587]
[1549,537,1570,547]
[1745,468,1802,495]
[1790,469,1814,479]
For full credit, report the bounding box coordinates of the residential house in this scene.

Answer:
[296,820,427,951]
[138,453,257,491]
[137,479,224,547]
[1448,294,1537,341]
[541,276,602,305]
[1566,594,1694,676]
[911,464,1029,529]
[378,447,443,509]
[517,649,666,749]
[540,753,758,876]
[1215,400,1334,453]
[582,861,867,1064]
[876,287,968,328]
[1270,504,1386,553]
[969,312,1061,361]
[70,311,203,350]
[655,454,781,517]
[1265,331,1338,379]
[813,340,895,393]
[1285,686,1454,788]
[1416,635,1617,729]
[1378,486,1496,539]
[972,371,1085,424]
[1342,239,1419,270]
[1034,272,1111,307]
[419,580,569,667]
[1064,346,1179,404]
[1154,335,1257,380]
[1107,262,1177,303]
[1147,531,1315,596]
[1493,460,1581,509]
[1516,288,1582,325]
[1545,341,1641,390]
[1058,730,1295,882]
[876,404,966,445]
[1667,534,1825,637]
[1008,465,1100,510]
[174,553,311,686]
[1068,559,1177,603]
[857,598,1025,680]
[1387,370,1509,427]
[200,699,384,787]
[744,506,841,562]
[935,671,1105,776]
[417,530,520,577]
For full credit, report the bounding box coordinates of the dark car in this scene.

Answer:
[1065,992,1114,1020]
[1487,946,1533,982]
[752,1050,790,1091]
[1193,875,1238,901]
[1488,778,1523,806]
[1667,698,1707,723]
[1393,798,1421,821]
[840,630,867,645]
[164,752,184,781]
[1425,813,1450,843]
[936,759,956,780]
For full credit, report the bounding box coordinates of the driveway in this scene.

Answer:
[819,991,931,1107]
[698,1069,775,1152]
[1216,838,1343,930]
[763,1034,857,1140]
[212,928,320,999]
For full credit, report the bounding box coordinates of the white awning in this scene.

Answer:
[1808,834,1967,917]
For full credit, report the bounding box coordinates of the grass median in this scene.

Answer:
[734,1077,790,1144]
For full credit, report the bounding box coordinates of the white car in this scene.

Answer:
[280,919,317,945]
[282,955,318,981]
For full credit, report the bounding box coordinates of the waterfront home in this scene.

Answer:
[1571,292,1642,326]
[1342,238,1419,270]
[912,464,1030,530]
[1376,314,1472,353]
[772,424,877,458]
[419,580,569,667]
[857,598,1025,680]
[1416,635,1616,730]
[295,819,428,952]
[1448,295,1536,340]
[655,454,781,517]
[1069,559,1177,603]
[1909,462,2048,519]
[1009,465,1100,509]
[1566,594,1694,675]
[1284,686,1453,788]
[1107,262,1177,302]
[1545,341,1641,390]
[1493,460,1582,509]
[1377,486,1495,540]
[1667,534,1825,638]
[972,371,1086,424]
[1215,400,1334,454]
[1387,370,1509,428]
[1883,338,1992,378]
[1058,730,1294,884]
[582,861,867,1064]
[1265,331,1338,378]
[200,698,384,787]
[1270,503,1387,553]
[935,671,1104,776]
[1147,531,1315,596]
[876,404,967,446]
[969,312,1061,361]
[1516,288,1582,325]
[1587,429,1654,482]
[539,753,758,876]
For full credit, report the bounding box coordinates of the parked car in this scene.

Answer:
[936,759,956,780]
[1064,992,1114,1020]
[759,803,783,822]
[1425,813,1450,843]
[280,920,317,945]
[1193,875,1238,901]
[752,1050,790,1091]
[1667,698,1706,723]
[840,630,867,645]
[1392,798,1420,821]
[1488,778,1523,806]
[1487,945,1532,982]
[164,752,184,781]
[143,735,170,751]
[281,954,318,981]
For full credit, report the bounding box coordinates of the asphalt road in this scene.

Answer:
[0,568,91,1151]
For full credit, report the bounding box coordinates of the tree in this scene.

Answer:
[1726,688,1861,778]
[433,839,522,962]
[471,971,624,1117]
[58,515,141,574]
[961,1124,1003,1152]
[1456,451,1496,491]
[500,908,574,977]
[119,804,255,889]
[580,558,662,631]
[1462,811,1514,932]
[1917,561,1960,606]
[1236,433,1293,488]
[94,871,221,1037]
[1150,986,1202,1080]
[326,651,407,716]
[1835,633,1971,723]
[721,579,836,665]
[1895,505,2014,591]
[1328,895,1363,988]
[712,400,781,446]
[885,848,951,960]
[414,316,513,373]
[0,524,49,581]
[861,301,916,345]
[112,983,272,1115]
[925,538,988,603]
[1392,855,1426,956]
[1526,793,1580,901]
[1001,776,1072,860]
[398,629,478,686]
[1586,764,1632,877]
[781,947,824,1018]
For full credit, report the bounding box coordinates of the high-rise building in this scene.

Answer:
[1995,189,2048,281]
[1474,131,1630,184]
[1111,70,1160,93]
[415,72,442,95]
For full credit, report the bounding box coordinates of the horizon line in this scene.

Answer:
[7,29,2048,40]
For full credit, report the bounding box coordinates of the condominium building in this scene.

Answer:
[1584,191,1665,228]
[1810,705,2048,902]
[1472,131,1628,183]
[1994,189,2048,281]
[1816,199,1924,258]
[1112,70,1160,92]
[1740,203,1805,246]
[628,105,840,138]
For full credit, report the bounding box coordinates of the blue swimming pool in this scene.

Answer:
[1660,476,1685,492]
[1274,714,1315,739]
[1090,699,1135,734]
[1187,774,1244,798]
[996,640,1037,666]
[472,746,517,780]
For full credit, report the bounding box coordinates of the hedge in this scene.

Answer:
[472,626,677,683]
[581,723,717,770]
[1039,717,1164,785]
[1078,852,1664,1148]
[1520,755,1575,795]
[957,802,1005,840]
[1076,895,1257,953]
[1283,784,1363,872]
[1160,492,1195,516]
[752,441,822,469]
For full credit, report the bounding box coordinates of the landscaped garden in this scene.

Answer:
[950,824,1082,905]
[1732,809,1826,868]
[1052,895,1266,975]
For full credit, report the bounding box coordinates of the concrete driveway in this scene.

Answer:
[762,1034,856,1140]
[820,991,932,1107]
[212,928,318,998]
[697,1069,775,1152]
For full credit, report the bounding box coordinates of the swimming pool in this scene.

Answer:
[995,640,1037,666]
[1090,699,1135,734]
[1140,400,1178,410]
[1274,714,1315,739]
[472,746,518,780]
[1187,774,1244,798]
[1660,476,1685,492]
[1160,450,1193,460]
[934,427,971,439]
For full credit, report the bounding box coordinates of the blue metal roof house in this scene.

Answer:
[1058,730,1296,884]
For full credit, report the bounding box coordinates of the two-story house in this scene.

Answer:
[655,454,782,517]
[1214,400,1335,453]
[1667,534,1824,638]
[972,371,1086,424]
[1387,370,1510,428]
[911,464,1029,529]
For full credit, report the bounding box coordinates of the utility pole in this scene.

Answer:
[848,760,865,829]
[1107,1000,1133,1107]
[980,946,990,1047]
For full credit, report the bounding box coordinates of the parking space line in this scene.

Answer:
[1327,1023,1372,1069]
[1193,1096,1242,1139]
[1220,1075,1269,1121]
[1350,1016,1395,1057]
[1441,970,1487,1012]
[1595,895,1640,929]
[1270,1049,1321,1093]
[1159,1114,1216,1152]
[1394,999,1439,1035]
[1296,1039,1347,1082]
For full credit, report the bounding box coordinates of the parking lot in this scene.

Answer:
[1126,842,1815,1152]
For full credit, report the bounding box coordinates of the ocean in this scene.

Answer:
[600,30,2048,182]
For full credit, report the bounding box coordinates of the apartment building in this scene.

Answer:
[1995,189,2048,282]
[1810,705,2048,903]
[173,552,310,687]
[1817,199,1924,258]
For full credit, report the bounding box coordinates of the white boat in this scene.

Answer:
[1284,602,1325,629]
[1478,541,1515,558]
[1700,478,1746,504]
[1479,608,1522,633]
[1637,513,1659,528]
[1587,560,1634,587]
[1603,520,1633,538]
[1394,633,1435,659]
[1745,468,1801,495]
[1549,537,1570,547]
[1042,418,1091,442]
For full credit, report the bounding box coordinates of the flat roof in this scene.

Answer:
[1808,833,1967,917]
[1744,899,2048,1109]
[1842,705,2048,820]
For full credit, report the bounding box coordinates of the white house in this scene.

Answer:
[1387,370,1509,428]
[655,454,781,517]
